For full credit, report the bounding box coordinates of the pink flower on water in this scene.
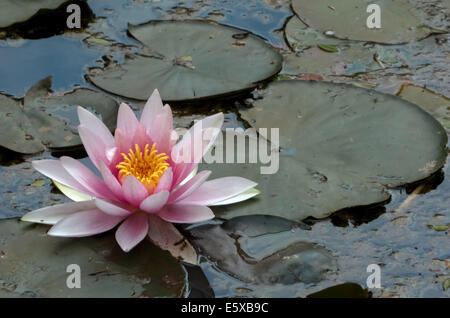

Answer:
[21,90,258,259]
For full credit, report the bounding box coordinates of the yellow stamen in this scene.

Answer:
[116,143,169,193]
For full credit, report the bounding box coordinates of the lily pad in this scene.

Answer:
[0,219,186,297]
[88,20,282,102]
[292,0,436,44]
[201,80,447,221]
[397,83,450,130]
[187,216,336,286]
[283,16,406,76]
[0,77,118,154]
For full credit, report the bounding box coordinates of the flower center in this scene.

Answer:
[116,143,169,192]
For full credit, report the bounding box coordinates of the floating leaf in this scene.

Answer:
[0,77,118,154]
[85,36,112,46]
[88,20,282,102]
[317,44,338,53]
[201,81,447,221]
[0,219,186,297]
[432,225,449,232]
[292,0,437,44]
[30,179,45,187]
[443,278,450,291]
[187,216,336,286]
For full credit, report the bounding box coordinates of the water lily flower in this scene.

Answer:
[21,90,259,262]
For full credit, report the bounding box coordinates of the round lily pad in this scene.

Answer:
[292,0,434,44]
[87,20,282,102]
[0,77,118,154]
[0,219,186,297]
[201,80,447,221]
[187,216,336,286]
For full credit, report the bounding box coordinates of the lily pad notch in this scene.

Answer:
[87,20,283,102]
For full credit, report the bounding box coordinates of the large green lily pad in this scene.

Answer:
[187,216,336,286]
[292,0,435,44]
[201,80,447,221]
[0,77,118,154]
[88,20,282,102]
[0,219,186,297]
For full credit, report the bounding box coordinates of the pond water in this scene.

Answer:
[0,0,448,298]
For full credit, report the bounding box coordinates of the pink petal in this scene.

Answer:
[115,213,149,252]
[132,123,152,151]
[21,200,96,225]
[48,209,125,237]
[169,170,211,203]
[95,198,133,217]
[171,113,223,186]
[78,125,110,169]
[117,102,139,138]
[122,175,149,207]
[32,159,94,197]
[158,204,214,223]
[176,177,258,206]
[148,105,173,155]
[77,106,114,147]
[210,188,260,206]
[60,156,116,200]
[139,190,169,213]
[98,161,124,200]
[154,167,173,193]
[140,89,164,129]
[114,128,133,155]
